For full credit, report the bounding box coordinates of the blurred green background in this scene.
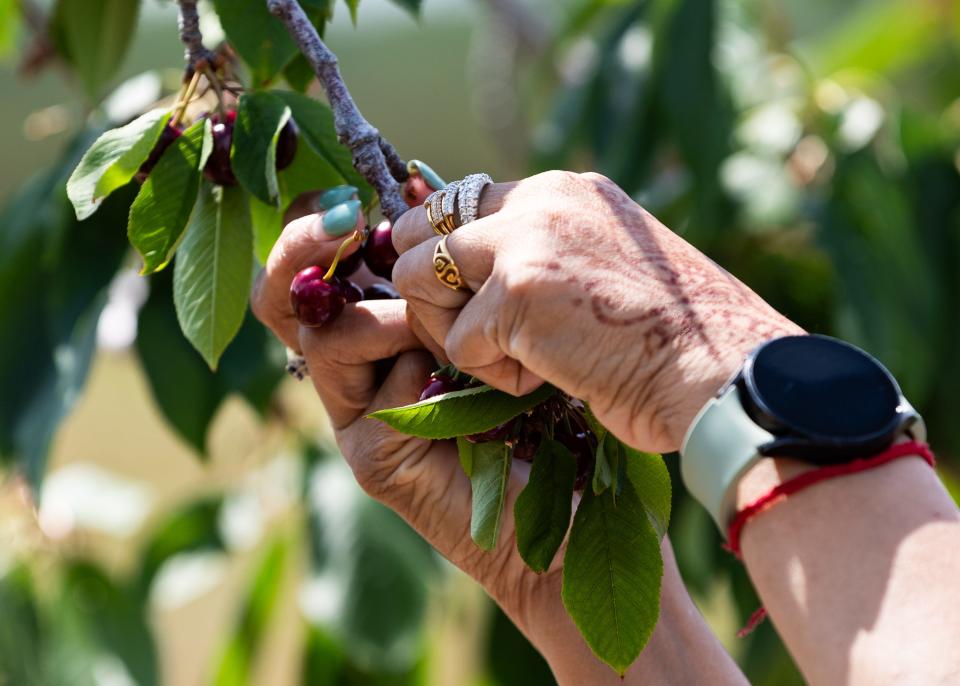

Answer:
[1,0,959,684]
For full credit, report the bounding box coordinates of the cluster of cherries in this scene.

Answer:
[289,220,400,326]
[420,370,598,491]
[136,108,299,185]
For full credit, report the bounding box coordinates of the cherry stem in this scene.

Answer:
[322,230,364,282]
[172,69,202,127]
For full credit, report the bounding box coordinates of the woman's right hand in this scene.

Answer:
[391,171,801,453]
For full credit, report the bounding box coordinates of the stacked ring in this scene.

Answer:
[424,187,457,236]
[457,173,493,226]
[433,236,467,290]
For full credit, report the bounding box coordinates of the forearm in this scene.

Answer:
[533,537,747,685]
[737,454,960,684]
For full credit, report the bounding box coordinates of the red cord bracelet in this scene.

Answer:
[725,440,935,558]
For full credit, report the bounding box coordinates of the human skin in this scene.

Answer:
[390,170,960,684]
[251,191,745,685]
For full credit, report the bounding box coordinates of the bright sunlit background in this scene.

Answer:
[2,0,959,684]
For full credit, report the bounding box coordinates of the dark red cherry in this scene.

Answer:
[419,373,462,401]
[363,283,400,300]
[337,248,363,278]
[512,430,541,462]
[276,119,298,171]
[343,280,364,303]
[557,430,596,492]
[136,122,183,182]
[290,265,346,328]
[204,118,237,186]
[363,220,399,280]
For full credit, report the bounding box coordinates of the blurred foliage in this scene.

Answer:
[1,0,959,683]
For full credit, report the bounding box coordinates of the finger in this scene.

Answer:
[392,221,501,348]
[251,201,364,351]
[406,309,449,364]
[392,180,516,255]
[444,280,544,397]
[299,299,422,429]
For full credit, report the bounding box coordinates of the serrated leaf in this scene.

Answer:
[562,476,663,674]
[272,90,373,205]
[623,448,671,539]
[514,439,576,572]
[592,431,618,495]
[459,440,511,551]
[212,0,299,85]
[456,436,474,477]
[129,119,213,274]
[173,183,254,370]
[67,108,170,220]
[51,0,140,100]
[369,383,556,439]
[233,92,291,205]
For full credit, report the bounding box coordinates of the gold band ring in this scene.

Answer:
[433,236,466,290]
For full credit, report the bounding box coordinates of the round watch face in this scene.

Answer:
[743,335,902,441]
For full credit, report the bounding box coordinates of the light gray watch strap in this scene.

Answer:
[680,385,774,533]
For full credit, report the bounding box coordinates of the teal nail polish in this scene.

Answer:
[322,199,361,236]
[318,185,358,210]
[409,159,446,191]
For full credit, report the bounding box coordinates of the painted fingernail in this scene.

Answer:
[317,185,358,210]
[407,159,445,191]
[322,199,361,237]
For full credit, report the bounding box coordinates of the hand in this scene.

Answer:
[251,191,744,685]
[391,171,802,452]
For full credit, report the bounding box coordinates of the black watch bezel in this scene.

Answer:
[733,335,921,465]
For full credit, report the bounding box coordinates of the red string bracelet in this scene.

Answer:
[725,440,935,558]
[724,440,935,637]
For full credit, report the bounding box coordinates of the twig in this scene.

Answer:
[267,0,408,223]
[177,0,216,71]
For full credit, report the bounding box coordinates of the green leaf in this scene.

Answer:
[592,431,620,496]
[129,119,213,274]
[344,0,360,24]
[514,439,576,572]
[51,0,140,100]
[369,383,556,439]
[212,0,299,86]
[456,436,474,477]
[462,440,512,551]
[562,477,663,674]
[233,92,291,205]
[173,183,254,370]
[272,90,373,205]
[283,53,315,92]
[213,538,289,686]
[623,448,671,539]
[136,498,224,593]
[136,270,228,454]
[388,0,422,17]
[67,109,170,220]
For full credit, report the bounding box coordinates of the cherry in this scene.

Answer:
[136,122,183,182]
[337,248,363,278]
[343,280,364,303]
[363,220,399,280]
[204,116,237,186]
[557,430,596,492]
[512,429,541,462]
[363,283,400,300]
[276,120,298,171]
[290,265,347,328]
[419,373,463,401]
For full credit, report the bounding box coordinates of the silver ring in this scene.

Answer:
[457,173,493,226]
[286,348,309,380]
[424,189,451,235]
[441,181,460,224]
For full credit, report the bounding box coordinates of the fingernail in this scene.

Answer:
[322,199,361,236]
[317,185,358,210]
[407,159,445,191]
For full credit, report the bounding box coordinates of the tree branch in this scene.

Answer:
[267,0,408,223]
[177,0,216,70]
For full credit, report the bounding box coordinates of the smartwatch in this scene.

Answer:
[680,334,925,531]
